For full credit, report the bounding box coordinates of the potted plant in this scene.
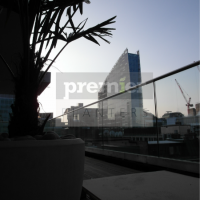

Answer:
[0,0,116,199]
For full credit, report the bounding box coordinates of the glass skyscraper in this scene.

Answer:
[98,49,143,128]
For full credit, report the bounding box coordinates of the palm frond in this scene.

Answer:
[83,34,100,45]
[66,16,117,45]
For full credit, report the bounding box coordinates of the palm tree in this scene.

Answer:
[0,0,116,137]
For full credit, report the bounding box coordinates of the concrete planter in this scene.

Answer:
[0,138,85,200]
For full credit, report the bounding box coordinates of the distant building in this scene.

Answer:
[176,116,200,133]
[64,103,99,142]
[64,103,98,128]
[161,112,184,126]
[188,108,196,116]
[162,112,184,119]
[143,112,156,127]
[161,125,190,139]
[195,103,200,115]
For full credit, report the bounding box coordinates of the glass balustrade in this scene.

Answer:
[0,63,199,164]
[44,64,199,163]
[155,66,199,162]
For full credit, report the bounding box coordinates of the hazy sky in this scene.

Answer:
[38,0,199,117]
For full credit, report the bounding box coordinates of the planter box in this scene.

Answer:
[0,139,85,200]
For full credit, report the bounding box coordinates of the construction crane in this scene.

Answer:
[175,79,193,115]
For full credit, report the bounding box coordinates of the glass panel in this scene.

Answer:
[101,83,157,156]
[44,64,199,165]
[155,66,199,162]
[52,102,104,148]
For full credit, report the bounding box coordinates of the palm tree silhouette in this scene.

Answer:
[0,0,116,137]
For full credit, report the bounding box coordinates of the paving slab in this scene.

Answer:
[83,171,199,200]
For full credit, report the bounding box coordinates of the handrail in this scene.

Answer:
[49,60,200,121]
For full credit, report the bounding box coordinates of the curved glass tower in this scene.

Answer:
[98,49,143,128]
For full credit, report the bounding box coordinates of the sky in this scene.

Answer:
[38,0,199,118]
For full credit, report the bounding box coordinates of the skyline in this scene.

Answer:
[38,0,199,117]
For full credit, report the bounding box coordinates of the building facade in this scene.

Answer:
[98,49,144,129]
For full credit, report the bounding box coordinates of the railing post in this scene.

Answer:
[153,81,159,157]
[102,101,104,149]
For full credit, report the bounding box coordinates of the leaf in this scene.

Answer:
[91,32,111,43]
[46,8,60,36]
[46,32,52,48]
[73,4,76,12]
[39,2,56,39]
[36,3,56,67]
[58,34,67,41]
[83,34,100,45]
[52,7,65,48]
[98,28,116,31]
[94,16,117,28]
[76,18,88,33]
[66,6,71,16]
[58,3,80,39]
[67,7,76,33]
[55,7,65,35]
[32,12,42,54]
[97,34,110,44]
[38,10,51,41]
[39,14,47,27]
[79,1,83,14]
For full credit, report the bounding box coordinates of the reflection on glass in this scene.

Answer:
[100,84,157,156]
[155,67,199,162]
[44,65,199,164]
[60,103,103,148]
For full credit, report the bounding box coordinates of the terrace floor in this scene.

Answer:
[83,156,142,180]
[81,155,143,200]
[81,155,199,200]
